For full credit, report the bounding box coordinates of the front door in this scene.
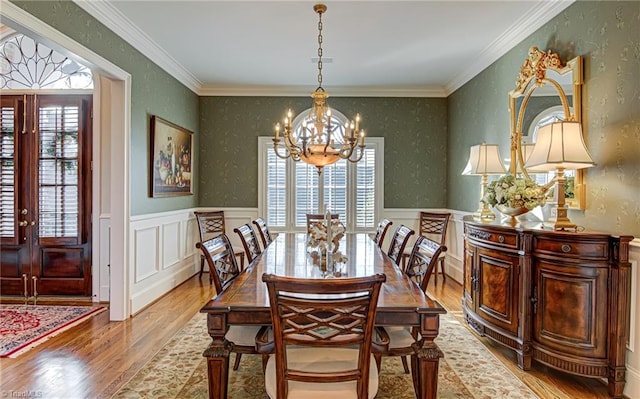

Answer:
[1,94,92,297]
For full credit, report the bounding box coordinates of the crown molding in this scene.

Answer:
[73,0,572,98]
[198,85,447,98]
[72,0,201,93]
[444,0,575,96]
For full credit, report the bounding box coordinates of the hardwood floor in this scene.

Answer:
[1,274,615,398]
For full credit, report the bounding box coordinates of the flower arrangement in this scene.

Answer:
[482,174,546,211]
[307,219,348,264]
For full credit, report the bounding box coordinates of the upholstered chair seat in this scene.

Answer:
[264,347,379,399]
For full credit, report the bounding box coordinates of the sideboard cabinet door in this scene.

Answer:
[475,246,520,336]
[462,242,475,311]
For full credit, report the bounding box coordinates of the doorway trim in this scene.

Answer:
[1,0,132,320]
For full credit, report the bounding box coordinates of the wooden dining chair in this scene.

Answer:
[387,224,415,266]
[375,236,443,383]
[194,210,244,278]
[402,211,451,284]
[258,273,388,399]
[195,234,263,370]
[306,213,339,233]
[252,217,276,248]
[233,223,262,264]
[372,218,393,248]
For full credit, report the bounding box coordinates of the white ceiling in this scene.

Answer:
[74,0,574,97]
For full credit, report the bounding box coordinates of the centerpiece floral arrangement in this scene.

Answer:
[307,219,348,264]
[482,174,546,211]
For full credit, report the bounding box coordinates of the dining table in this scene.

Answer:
[200,232,447,399]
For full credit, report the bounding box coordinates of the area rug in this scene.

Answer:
[0,304,106,358]
[112,311,539,399]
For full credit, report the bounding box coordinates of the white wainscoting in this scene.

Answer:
[97,216,111,302]
[129,209,197,314]
[625,241,640,399]
[127,208,258,315]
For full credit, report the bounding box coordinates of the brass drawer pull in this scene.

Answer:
[561,244,572,253]
[498,236,505,243]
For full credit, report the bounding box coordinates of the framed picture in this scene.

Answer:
[150,115,193,197]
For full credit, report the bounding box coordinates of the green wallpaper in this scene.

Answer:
[11,0,200,216]
[198,97,448,208]
[448,0,640,237]
[11,1,638,237]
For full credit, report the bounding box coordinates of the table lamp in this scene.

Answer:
[462,143,507,221]
[524,121,595,230]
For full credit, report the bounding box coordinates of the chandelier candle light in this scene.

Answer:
[273,3,366,174]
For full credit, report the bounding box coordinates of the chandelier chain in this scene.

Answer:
[317,11,323,89]
[272,3,366,172]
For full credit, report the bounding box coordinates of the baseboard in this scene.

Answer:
[625,364,640,399]
[130,260,197,315]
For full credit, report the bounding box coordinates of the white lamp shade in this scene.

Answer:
[462,143,506,175]
[524,121,595,171]
[522,143,546,173]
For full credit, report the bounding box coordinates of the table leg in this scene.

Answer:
[204,314,232,399]
[413,314,443,399]
[413,343,443,399]
[204,343,231,399]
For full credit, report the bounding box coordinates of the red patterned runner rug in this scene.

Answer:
[0,304,107,358]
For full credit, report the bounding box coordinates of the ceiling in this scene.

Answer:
[72,1,573,97]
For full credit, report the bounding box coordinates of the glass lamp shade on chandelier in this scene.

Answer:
[273,3,366,173]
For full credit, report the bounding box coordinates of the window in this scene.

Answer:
[0,33,93,90]
[258,137,383,232]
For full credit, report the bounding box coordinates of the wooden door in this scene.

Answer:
[0,94,92,297]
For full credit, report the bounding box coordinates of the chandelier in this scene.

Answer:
[273,3,366,173]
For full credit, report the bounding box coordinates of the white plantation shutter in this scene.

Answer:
[265,148,286,227]
[355,148,376,228]
[294,162,319,227]
[0,104,15,238]
[259,135,383,232]
[323,160,347,223]
[38,104,80,238]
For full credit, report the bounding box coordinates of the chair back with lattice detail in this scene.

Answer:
[372,218,393,248]
[194,210,226,242]
[262,273,386,399]
[306,213,339,233]
[405,236,443,292]
[196,234,240,294]
[252,217,274,248]
[234,223,262,264]
[387,225,415,266]
[419,212,450,250]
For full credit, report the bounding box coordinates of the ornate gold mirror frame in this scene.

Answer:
[508,47,586,210]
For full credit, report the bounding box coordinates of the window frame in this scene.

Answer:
[258,136,384,233]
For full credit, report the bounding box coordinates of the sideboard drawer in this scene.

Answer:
[466,226,519,250]
[534,237,609,260]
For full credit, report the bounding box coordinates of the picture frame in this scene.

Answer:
[150,115,193,197]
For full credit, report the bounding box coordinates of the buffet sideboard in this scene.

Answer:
[462,216,633,398]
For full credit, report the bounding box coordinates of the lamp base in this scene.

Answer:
[546,204,577,231]
[473,206,496,223]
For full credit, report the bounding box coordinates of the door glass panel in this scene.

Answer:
[38,104,79,238]
[0,105,15,237]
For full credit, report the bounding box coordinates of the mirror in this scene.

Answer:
[508,47,585,210]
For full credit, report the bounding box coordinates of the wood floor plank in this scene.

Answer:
[0,274,616,398]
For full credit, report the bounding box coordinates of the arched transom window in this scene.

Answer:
[0,33,93,90]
